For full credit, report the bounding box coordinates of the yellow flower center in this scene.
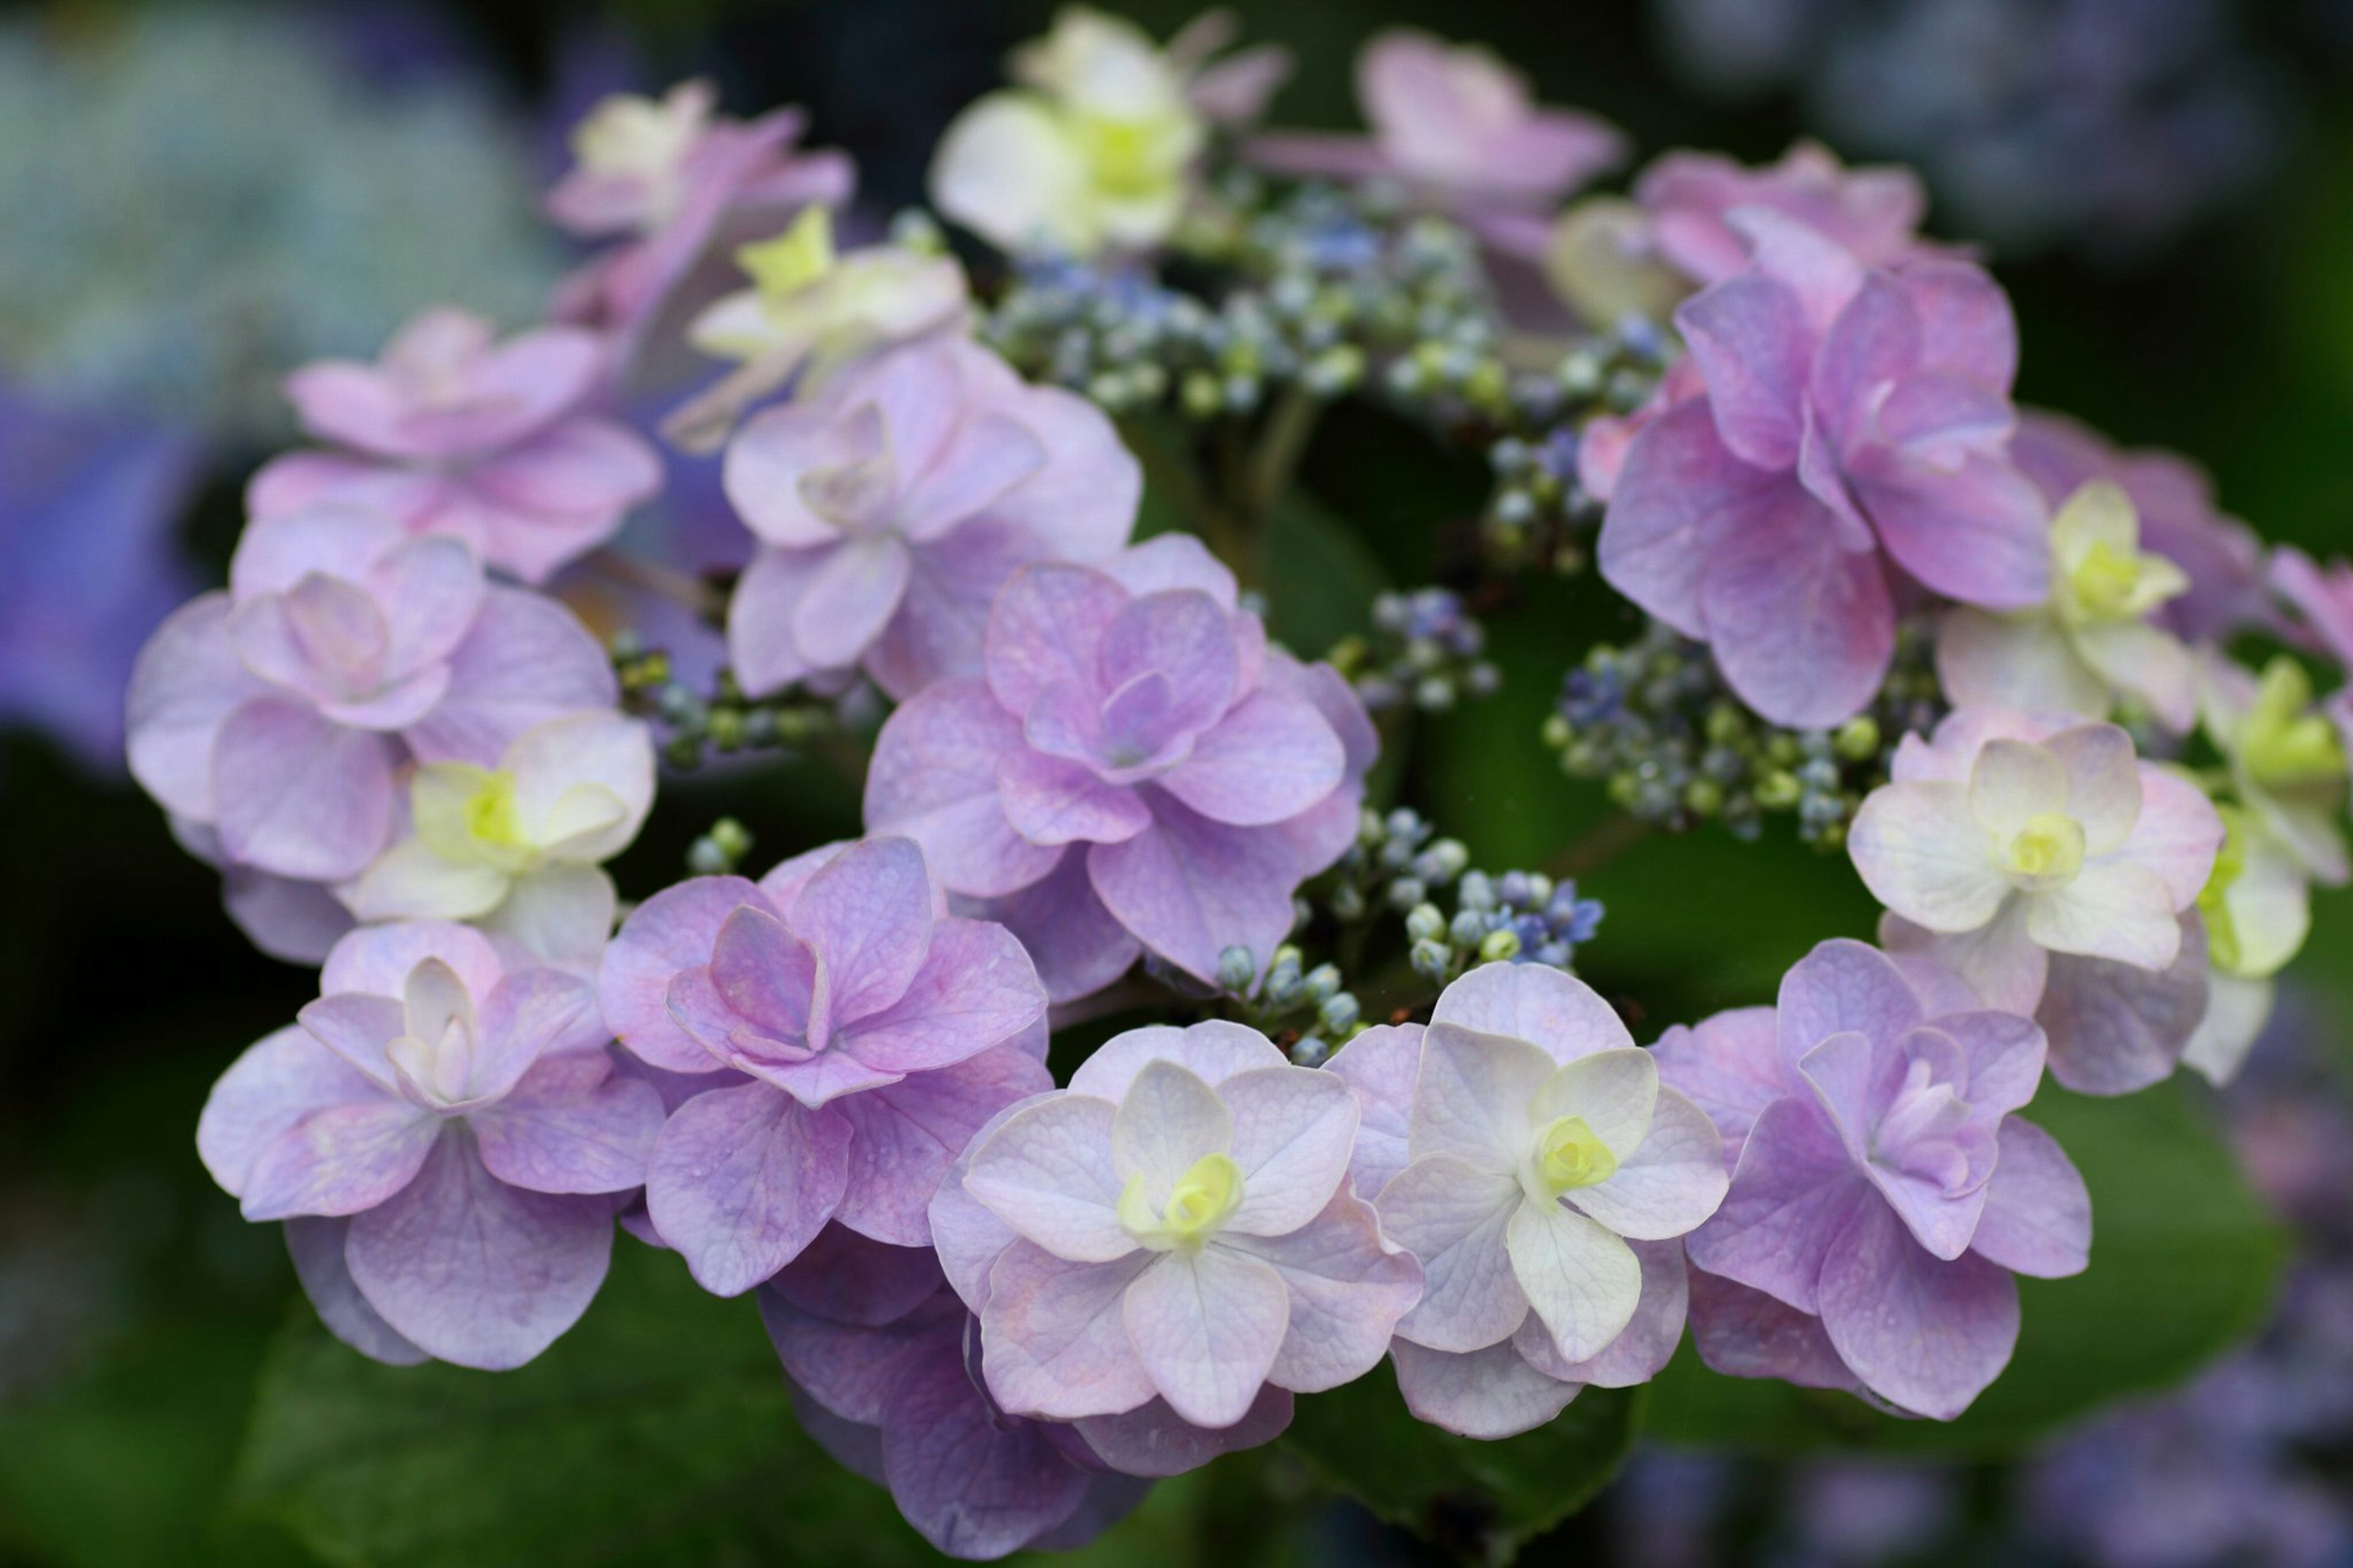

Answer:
[738,206,837,308]
[2240,657,2346,790]
[1532,1115,1618,1197]
[1118,1152,1243,1252]
[2004,812,2086,885]
[412,763,534,874]
[2197,805,2250,972]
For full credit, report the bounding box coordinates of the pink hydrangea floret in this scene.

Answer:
[249,308,664,584]
[1597,214,2049,727]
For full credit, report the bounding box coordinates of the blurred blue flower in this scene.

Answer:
[0,384,201,775]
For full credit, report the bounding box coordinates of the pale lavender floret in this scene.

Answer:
[195,920,663,1369]
[1248,28,1625,257]
[1599,212,2049,728]
[598,836,1051,1295]
[863,535,1375,996]
[1851,705,2224,1094]
[126,503,616,910]
[721,337,1139,700]
[1670,939,2090,1420]
[248,307,664,584]
[936,1020,1420,1431]
[1352,964,1724,1437]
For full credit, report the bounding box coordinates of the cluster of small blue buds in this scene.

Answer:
[1216,942,1363,1067]
[1335,588,1501,714]
[1544,617,1944,847]
[1479,319,1672,574]
[1406,866,1604,983]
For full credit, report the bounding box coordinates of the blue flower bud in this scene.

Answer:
[1216,945,1257,991]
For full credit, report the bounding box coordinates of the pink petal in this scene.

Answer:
[1849,453,2049,611]
[1219,1066,1361,1238]
[1697,480,1895,729]
[1324,1023,1423,1197]
[964,1093,1132,1262]
[1677,275,1809,471]
[1427,963,1637,1063]
[1221,1189,1422,1393]
[1650,1006,1784,1167]
[1377,1154,1528,1353]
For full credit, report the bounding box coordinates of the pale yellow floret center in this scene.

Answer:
[2003,811,2086,885]
[738,207,838,311]
[1118,1152,1243,1252]
[414,763,536,874]
[1530,1115,1618,1199]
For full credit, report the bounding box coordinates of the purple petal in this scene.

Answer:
[1677,275,1809,471]
[1086,795,1306,988]
[199,1025,385,1200]
[788,836,935,1026]
[344,1129,617,1369]
[1122,1248,1290,1428]
[1684,1096,1868,1314]
[1776,939,1926,1081]
[1685,1267,1859,1392]
[1969,1117,2091,1279]
[213,699,396,880]
[963,854,1141,1004]
[996,750,1154,846]
[1597,401,1767,638]
[965,1093,1132,1262]
[1849,454,2048,612]
[726,546,827,697]
[839,917,1045,1074]
[791,533,913,672]
[1066,1020,1290,1099]
[597,876,767,1074]
[644,1081,852,1295]
[1097,591,1240,738]
[1220,1189,1423,1393]
[1159,688,1345,827]
[401,586,616,765]
[1814,1194,2020,1420]
[1390,1339,1578,1440]
[767,1224,949,1327]
[870,518,1046,702]
[126,593,265,822]
[1697,482,1894,729]
[1074,1385,1292,1477]
[284,1216,430,1366]
[865,681,1064,898]
[471,1050,665,1195]
[240,1097,439,1222]
[2037,921,2207,1096]
[1650,1006,1784,1166]
[1219,1066,1360,1237]
[1428,963,1637,1064]
[985,564,1127,717]
[881,1334,1095,1558]
[833,1045,1052,1246]
[1377,1155,1528,1353]
[1324,1023,1422,1198]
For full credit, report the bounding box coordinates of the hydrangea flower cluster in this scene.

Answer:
[116,7,2353,1558]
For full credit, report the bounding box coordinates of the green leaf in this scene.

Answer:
[1281,1369,1643,1561]
[1262,488,1393,661]
[1645,1075,2287,1456]
[234,1240,938,1568]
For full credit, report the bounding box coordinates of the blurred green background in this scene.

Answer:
[3,1,2351,1564]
